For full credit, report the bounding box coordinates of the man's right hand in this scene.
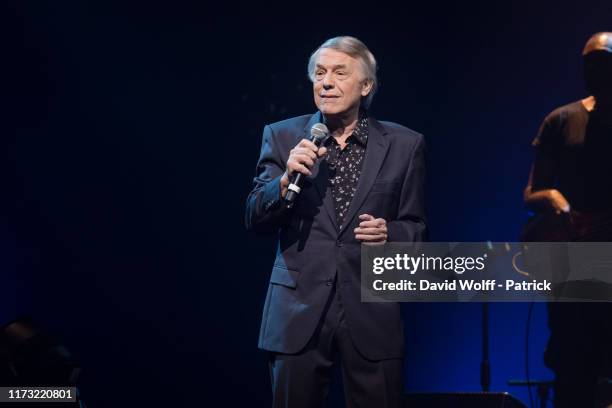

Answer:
[280,139,327,198]
[524,187,571,215]
[546,189,571,214]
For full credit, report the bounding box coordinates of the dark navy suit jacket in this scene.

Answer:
[245,112,426,360]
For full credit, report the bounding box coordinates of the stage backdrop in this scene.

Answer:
[7,1,611,406]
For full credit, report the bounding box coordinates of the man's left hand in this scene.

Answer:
[354,214,387,244]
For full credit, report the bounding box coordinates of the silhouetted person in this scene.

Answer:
[524,32,612,407]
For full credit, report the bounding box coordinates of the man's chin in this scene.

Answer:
[318,105,346,116]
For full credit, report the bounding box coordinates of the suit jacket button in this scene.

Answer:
[336,240,343,247]
[326,279,333,286]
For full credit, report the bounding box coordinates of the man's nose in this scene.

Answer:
[322,72,334,89]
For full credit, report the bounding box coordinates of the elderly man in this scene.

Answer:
[246,36,426,408]
[524,32,612,407]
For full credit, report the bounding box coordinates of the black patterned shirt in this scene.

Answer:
[324,112,369,230]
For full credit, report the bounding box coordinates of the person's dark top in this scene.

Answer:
[532,100,612,212]
[324,111,369,230]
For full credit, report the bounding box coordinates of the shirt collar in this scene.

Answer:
[323,109,369,147]
[351,110,369,146]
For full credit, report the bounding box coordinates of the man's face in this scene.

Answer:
[312,48,372,116]
[584,50,612,105]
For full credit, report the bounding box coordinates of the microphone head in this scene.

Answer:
[310,123,329,142]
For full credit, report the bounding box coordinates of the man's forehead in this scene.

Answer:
[315,48,358,66]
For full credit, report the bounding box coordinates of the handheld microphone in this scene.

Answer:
[284,123,329,208]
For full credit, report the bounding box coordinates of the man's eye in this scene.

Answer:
[315,71,325,78]
[336,71,347,77]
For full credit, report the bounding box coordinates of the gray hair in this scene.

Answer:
[307,36,378,109]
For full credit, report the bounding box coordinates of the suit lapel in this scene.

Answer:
[304,112,338,231]
[338,117,389,239]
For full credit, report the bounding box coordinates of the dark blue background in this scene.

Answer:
[6,1,611,406]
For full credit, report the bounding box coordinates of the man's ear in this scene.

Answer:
[361,79,374,97]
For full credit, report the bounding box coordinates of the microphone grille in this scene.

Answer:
[311,123,329,142]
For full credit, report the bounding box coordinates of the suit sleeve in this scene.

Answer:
[245,124,292,233]
[386,134,427,242]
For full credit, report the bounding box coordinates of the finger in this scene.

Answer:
[292,154,315,168]
[288,162,312,176]
[297,164,312,176]
[359,214,374,221]
[354,227,387,235]
[374,218,387,228]
[359,217,387,227]
[289,153,315,166]
[292,148,317,161]
[299,139,319,153]
[355,233,387,242]
[317,146,328,157]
